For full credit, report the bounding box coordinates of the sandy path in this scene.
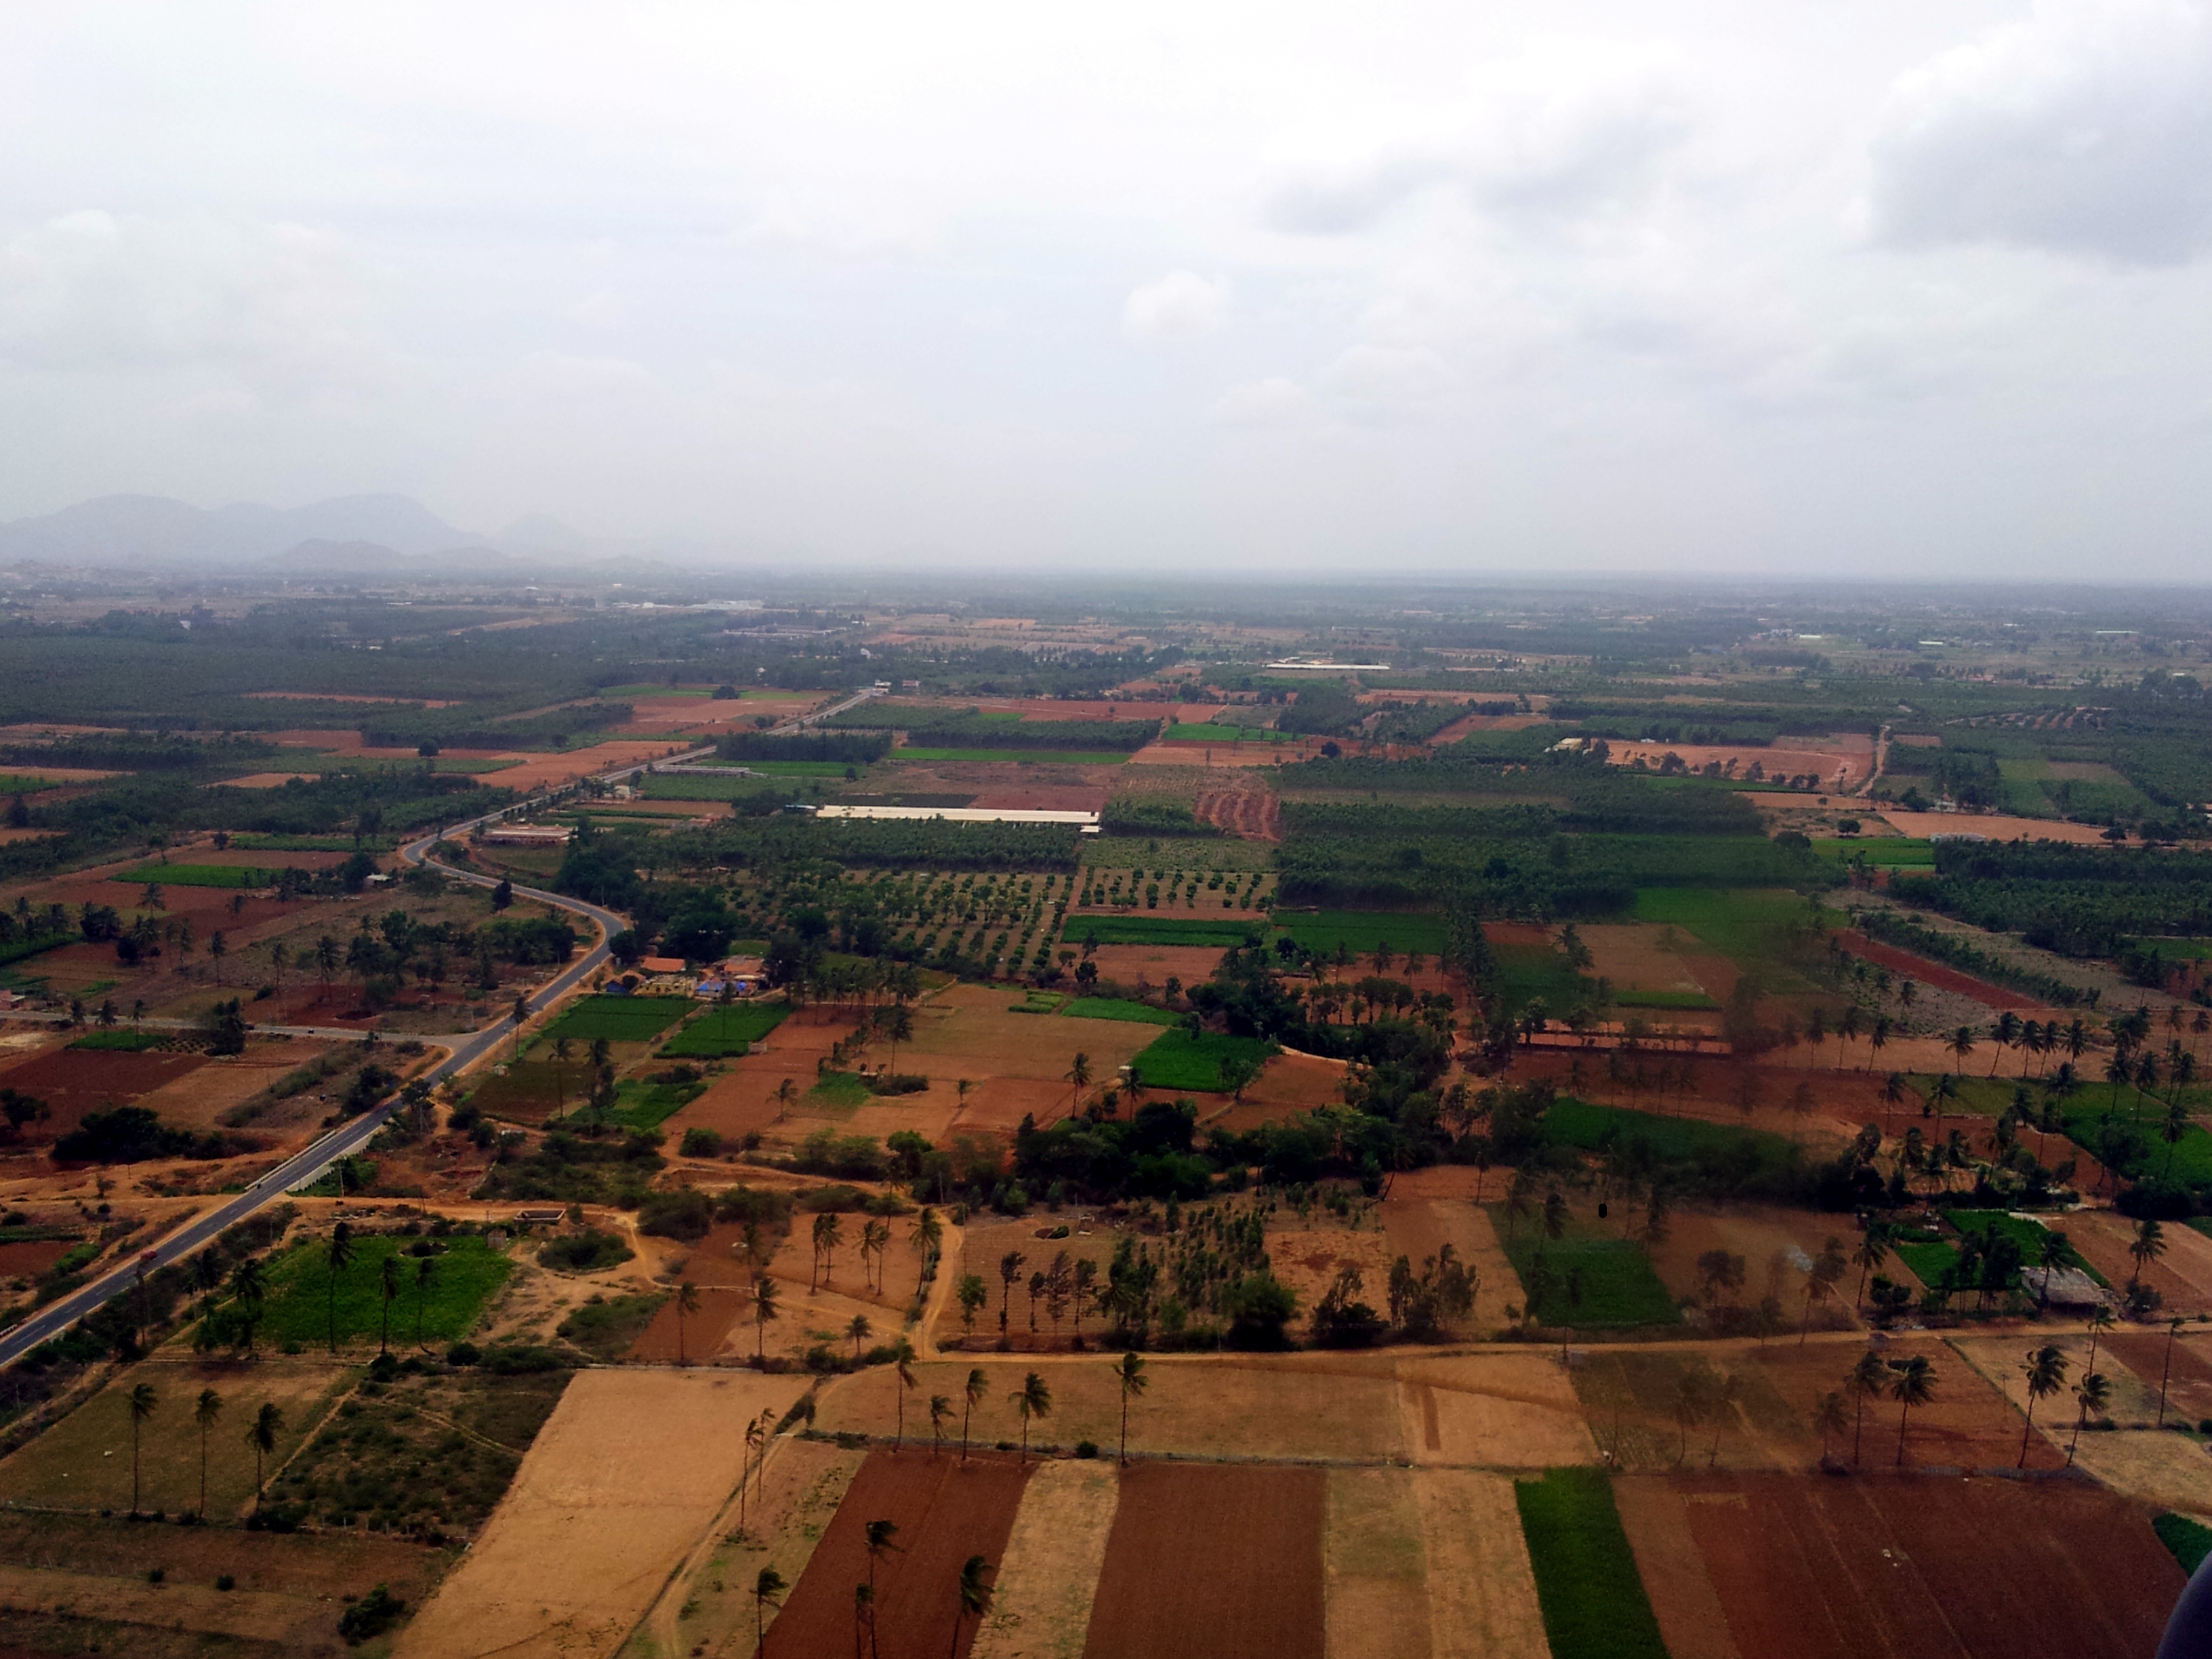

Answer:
[1410,1470,1548,1659]
[1323,1468,1431,1659]
[970,1459,1120,1659]
[395,1368,806,1659]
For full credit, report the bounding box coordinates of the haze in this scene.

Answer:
[5,0,2212,577]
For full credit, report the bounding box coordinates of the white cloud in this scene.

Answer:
[1324,344,1458,407]
[1211,375,1320,426]
[1122,270,1231,340]
[1870,0,2212,264]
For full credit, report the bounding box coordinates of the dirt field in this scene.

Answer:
[1608,736,1874,790]
[1193,784,1282,841]
[0,1046,210,1131]
[970,1458,1120,1659]
[1877,811,2119,845]
[627,1284,752,1363]
[0,1354,348,1518]
[1410,1470,1552,1659]
[1834,930,2051,1013]
[395,1368,806,1659]
[2064,1425,2212,1515]
[1648,1204,1865,1316]
[1380,1170,1519,1331]
[479,740,701,794]
[1651,1471,2182,1658]
[1078,943,1232,994]
[0,1235,75,1276]
[2106,1330,2212,1426]
[129,1051,314,1134]
[1210,1048,1347,1129]
[1750,1336,2029,1470]
[1083,1462,1323,1659]
[772,1449,1030,1659]
[2065,1209,2212,1314]
[1395,1352,1596,1466]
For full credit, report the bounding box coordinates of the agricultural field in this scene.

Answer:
[659,999,789,1056]
[250,1233,512,1349]
[541,994,693,1043]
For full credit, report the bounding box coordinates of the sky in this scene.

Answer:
[3,0,2212,578]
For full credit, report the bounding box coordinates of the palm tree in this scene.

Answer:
[674,1281,701,1366]
[1889,1355,1936,1465]
[2068,1370,2112,1466]
[1113,1351,1148,1465]
[1008,1370,1050,1464]
[325,1222,354,1353]
[2158,1315,2188,1427]
[1801,1240,1845,1345]
[892,1340,918,1451]
[2129,1218,2168,1290]
[1851,1221,1891,1311]
[1949,1025,1975,1076]
[2034,1229,2070,1313]
[2019,1343,2068,1467]
[774,1078,798,1121]
[847,1314,873,1360]
[552,1035,572,1111]
[928,1394,951,1458]
[1812,1390,1848,1461]
[1065,1051,1091,1113]
[754,1567,787,1653]
[909,1207,943,1297]
[998,1250,1025,1332]
[230,1256,268,1355]
[855,1583,875,1659]
[863,1519,900,1657]
[127,1382,157,1514]
[378,1254,403,1356]
[813,1214,844,1290]
[414,1254,438,1349]
[752,1275,780,1361]
[193,1387,222,1517]
[510,989,530,1058]
[949,1555,995,1659]
[863,1218,893,1294]
[245,1401,283,1510]
[961,1366,987,1461]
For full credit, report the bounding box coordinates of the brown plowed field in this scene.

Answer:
[626,1284,750,1362]
[773,1450,1029,1659]
[2106,1331,2212,1424]
[1835,931,2051,1012]
[1662,1471,2180,1658]
[0,1047,209,1132]
[1083,1462,1324,1659]
[1194,786,1282,842]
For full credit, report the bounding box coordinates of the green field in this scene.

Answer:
[68,1029,167,1052]
[1063,915,1265,948]
[1495,942,1591,1016]
[2156,1513,2212,1575]
[1945,1210,2106,1284]
[1277,909,1449,957]
[1893,1238,1963,1288]
[1513,1468,1670,1659]
[1131,1027,1277,1092]
[599,684,712,697]
[1539,1097,1799,1175]
[255,1234,512,1348]
[560,1076,706,1131]
[1610,987,1719,1010]
[0,775,63,794]
[1632,887,1831,974]
[642,773,793,802]
[1162,723,1284,744]
[543,996,693,1043]
[805,1070,873,1108]
[231,834,400,852]
[1814,838,1935,867]
[1494,1213,1680,1328]
[660,1000,790,1057]
[1063,996,1182,1025]
[894,748,1132,764]
[117,862,268,888]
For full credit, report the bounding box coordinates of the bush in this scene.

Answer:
[480,1343,563,1375]
[680,1127,724,1158]
[338,1584,407,1643]
[639,1188,714,1241]
[1074,1439,1099,1459]
[538,1231,635,1273]
[445,1341,480,1366]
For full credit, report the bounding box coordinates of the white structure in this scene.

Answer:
[812,804,1101,834]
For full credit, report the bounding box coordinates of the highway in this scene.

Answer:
[0,756,670,1371]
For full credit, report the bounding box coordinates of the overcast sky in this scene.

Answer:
[5,0,2212,578]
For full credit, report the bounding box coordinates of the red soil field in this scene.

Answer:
[1671,1471,2181,1659]
[1084,1463,1324,1659]
[0,1047,208,1131]
[1835,931,2051,1012]
[2106,1332,2212,1423]
[773,1450,1029,1659]
[0,1237,75,1275]
[1194,785,1282,841]
[627,1285,750,1363]
[967,784,1111,811]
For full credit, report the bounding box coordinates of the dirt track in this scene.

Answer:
[1084,1462,1324,1659]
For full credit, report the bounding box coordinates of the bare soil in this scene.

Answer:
[1412,1469,1551,1659]
[968,1458,1120,1659]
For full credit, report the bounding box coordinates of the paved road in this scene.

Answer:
[0,770,653,1372]
[769,686,881,736]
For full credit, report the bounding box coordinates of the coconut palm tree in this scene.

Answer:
[1065,1051,1091,1113]
[1113,1351,1148,1466]
[754,1567,786,1653]
[414,1254,438,1349]
[1948,1025,1975,1077]
[2034,1229,2070,1312]
[863,1519,900,1657]
[949,1555,995,1659]
[325,1222,354,1353]
[2158,1315,2188,1427]
[863,1218,893,1294]
[1889,1355,1936,1465]
[740,1415,768,1533]
[229,1256,268,1355]
[892,1340,917,1451]
[961,1367,987,1462]
[193,1387,222,1517]
[1812,1390,1847,1461]
[752,1275,780,1361]
[245,1401,283,1510]
[928,1394,951,1458]
[774,1078,798,1120]
[674,1281,701,1366]
[126,1382,157,1514]
[1851,1221,1891,1311]
[813,1214,844,1290]
[377,1254,403,1356]
[997,1250,1025,1332]
[909,1207,943,1297]
[1008,1371,1050,1463]
[2129,1218,2168,1290]
[2019,1343,2068,1467]
[2068,1370,2112,1466]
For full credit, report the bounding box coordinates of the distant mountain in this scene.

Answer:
[0,493,488,567]
[497,513,658,560]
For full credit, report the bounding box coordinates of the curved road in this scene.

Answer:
[0,754,699,1371]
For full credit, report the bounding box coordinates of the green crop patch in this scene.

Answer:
[1814,838,1935,867]
[806,1070,872,1108]
[253,1235,512,1349]
[640,773,792,803]
[559,1076,705,1132]
[116,862,268,888]
[1062,915,1264,947]
[661,1000,790,1057]
[1131,1027,1277,1092]
[68,1029,169,1052]
[544,996,693,1043]
[1539,1097,1799,1176]
[1632,886,1835,973]
[1893,1239,1961,1286]
[1495,942,1592,1017]
[1494,1215,1680,1328]
[2155,1512,2212,1576]
[1161,722,1284,744]
[1945,1210,2106,1285]
[1513,1468,1669,1659]
[1610,987,1719,1010]
[1277,909,1449,957]
[1063,996,1181,1025]
[894,747,1133,764]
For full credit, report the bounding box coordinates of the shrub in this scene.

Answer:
[338,1584,407,1643]
[680,1126,724,1158]
[638,1188,714,1241]
[539,1230,634,1273]
[445,1341,480,1366]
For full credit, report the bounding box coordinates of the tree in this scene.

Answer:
[2019,1343,2068,1467]
[861,1218,892,1294]
[1065,1050,1092,1112]
[230,1257,268,1355]
[774,1078,798,1121]
[1113,1351,1148,1466]
[891,1340,918,1451]
[961,1366,987,1461]
[1889,1355,1936,1465]
[2068,1370,2112,1467]
[672,1280,701,1366]
[863,1519,900,1659]
[813,1214,844,1290]
[998,1250,1026,1332]
[193,1387,222,1517]
[1949,1025,1975,1076]
[1800,1238,1847,1346]
[880,1003,914,1076]
[847,1314,874,1361]
[752,1274,780,1361]
[511,991,530,1059]
[956,1273,987,1336]
[754,1567,787,1653]
[2129,1217,2168,1290]
[928,1393,952,1458]
[127,1382,157,1515]
[1852,1221,1891,1310]
[325,1222,354,1353]
[2160,1316,2190,1428]
[1008,1370,1051,1464]
[951,1555,995,1659]
[245,1401,283,1510]
[1812,1390,1848,1462]
[909,1207,943,1297]
[415,1254,438,1349]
